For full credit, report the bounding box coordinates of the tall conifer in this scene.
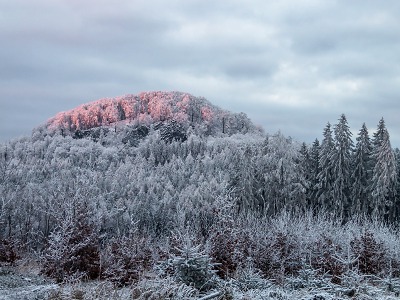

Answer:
[371,118,397,220]
[317,123,335,212]
[351,123,372,216]
[309,139,321,211]
[332,114,354,221]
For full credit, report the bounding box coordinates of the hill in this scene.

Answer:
[45,91,256,137]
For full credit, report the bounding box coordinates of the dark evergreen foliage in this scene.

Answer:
[351,123,372,216]
[308,139,321,211]
[371,118,397,220]
[121,125,150,146]
[317,123,335,212]
[0,239,17,264]
[164,244,217,291]
[332,114,353,221]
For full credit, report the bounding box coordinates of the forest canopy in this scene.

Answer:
[1,92,400,298]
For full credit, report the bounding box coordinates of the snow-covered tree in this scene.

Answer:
[394,148,400,221]
[308,139,321,211]
[351,123,372,216]
[42,203,100,282]
[298,142,318,212]
[317,123,335,213]
[165,243,217,291]
[260,132,303,215]
[371,118,397,220]
[331,114,353,221]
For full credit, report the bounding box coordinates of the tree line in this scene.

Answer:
[1,114,400,248]
[299,115,399,222]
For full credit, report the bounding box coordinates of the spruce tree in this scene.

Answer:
[299,142,312,210]
[332,114,354,221]
[394,148,400,221]
[317,123,335,213]
[372,118,387,148]
[308,139,321,211]
[351,123,372,216]
[371,118,397,220]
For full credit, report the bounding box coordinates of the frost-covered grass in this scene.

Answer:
[3,276,398,300]
[2,213,400,300]
[1,262,400,300]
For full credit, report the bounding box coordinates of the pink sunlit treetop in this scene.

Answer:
[46,91,256,136]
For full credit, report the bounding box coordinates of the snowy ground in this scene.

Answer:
[1,265,400,300]
[0,266,57,300]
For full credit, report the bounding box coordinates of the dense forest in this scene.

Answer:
[1,92,400,299]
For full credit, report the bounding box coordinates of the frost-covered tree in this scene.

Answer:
[261,132,303,215]
[317,123,335,213]
[332,114,353,221]
[308,139,321,211]
[371,118,397,220]
[394,148,400,221]
[230,145,262,215]
[166,243,217,291]
[351,123,372,216]
[298,141,319,212]
[299,142,311,196]
[42,203,100,282]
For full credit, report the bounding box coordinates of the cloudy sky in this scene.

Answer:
[1,0,400,146]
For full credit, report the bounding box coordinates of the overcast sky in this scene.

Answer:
[1,0,400,147]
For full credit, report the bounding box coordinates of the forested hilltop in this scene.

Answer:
[1,91,400,299]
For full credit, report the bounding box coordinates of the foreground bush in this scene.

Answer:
[41,205,100,282]
[160,243,218,291]
[101,235,153,286]
[0,239,17,264]
[36,212,400,297]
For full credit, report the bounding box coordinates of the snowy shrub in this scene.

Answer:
[210,220,257,279]
[252,231,302,283]
[271,232,302,277]
[311,235,344,284]
[285,262,335,292]
[252,242,275,281]
[45,282,134,300]
[233,260,271,291]
[161,243,218,291]
[101,235,153,286]
[0,238,17,264]
[41,205,100,282]
[351,231,387,275]
[132,277,198,299]
[210,228,240,278]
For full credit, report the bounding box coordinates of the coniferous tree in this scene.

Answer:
[299,140,320,212]
[371,118,397,220]
[263,132,303,215]
[394,148,400,221]
[317,123,335,213]
[332,114,353,221]
[299,142,311,210]
[351,123,372,216]
[372,118,387,149]
[309,139,321,211]
[299,143,309,168]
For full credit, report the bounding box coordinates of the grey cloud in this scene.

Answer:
[223,59,277,80]
[1,0,400,147]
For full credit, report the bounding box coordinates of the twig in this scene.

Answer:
[198,290,223,300]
